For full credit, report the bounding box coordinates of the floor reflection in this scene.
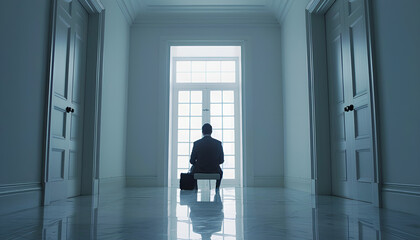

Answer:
[0,187,420,239]
[170,188,242,240]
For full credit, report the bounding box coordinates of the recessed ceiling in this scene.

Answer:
[117,0,292,24]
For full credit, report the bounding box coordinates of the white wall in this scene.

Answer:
[372,0,420,214]
[0,0,50,213]
[126,23,283,187]
[280,0,312,192]
[98,0,130,186]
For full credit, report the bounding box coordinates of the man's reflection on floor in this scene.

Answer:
[180,190,224,240]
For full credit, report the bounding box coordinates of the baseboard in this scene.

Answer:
[382,183,420,216]
[252,176,283,187]
[283,176,312,193]
[0,182,42,215]
[126,176,161,187]
[99,176,126,194]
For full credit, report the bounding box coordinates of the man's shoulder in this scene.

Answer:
[195,137,221,144]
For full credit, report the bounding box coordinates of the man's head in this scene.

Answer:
[202,123,212,135]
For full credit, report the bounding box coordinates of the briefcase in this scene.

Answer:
[180,173,195,190]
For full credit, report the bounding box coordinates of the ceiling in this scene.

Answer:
[117,0,293,24]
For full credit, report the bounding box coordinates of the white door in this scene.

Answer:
[326,0,375,202]
[171,59,241,187]
[45,0,88,202]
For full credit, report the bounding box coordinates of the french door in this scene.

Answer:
[171,58,241,187]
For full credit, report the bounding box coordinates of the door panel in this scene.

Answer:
[46,0,88,202]
[326,0,374,202]
[326,0,352,199]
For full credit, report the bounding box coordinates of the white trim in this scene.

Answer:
[0,183,43,215]
[79,0,104,14]
[306,0,335,14]
[116,0,135,25]
[382,183,420,197]
[276,0,293,25]
[0,183,42,196]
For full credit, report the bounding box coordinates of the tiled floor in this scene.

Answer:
[1,187,419,239]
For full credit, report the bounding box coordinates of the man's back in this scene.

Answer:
[190,136,224,173]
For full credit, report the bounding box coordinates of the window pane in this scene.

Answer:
[211,91,222,103]
[223,130,235,142]
[211,117,222,129]
[191,72,205,83]
[190,130,202,142]
[212,130,222,141]
[190,91,202,103]
[206,61,220,71]
[178,156,190,168]
[223,91,234,103]
[190,104,202,116]
[176,73,190,83]
[190,117,202,129]
[206,72,220,82]
[178,91,190,103]
[223,143,235,155]
[221,61,235,71]
[178,117,189,129]
[223,117,235,128]
[176,61,191,72]
[178,143,190,155]
[177,169,189,179]
[224,219,236,235]
[223,104,235,116]
[191,61,205,72]
[223,169,235,179]
[221,72,235,83]
[178,104,190,116]
[224,156,235,168]
[210,104,222,116]
[178,130,189,142]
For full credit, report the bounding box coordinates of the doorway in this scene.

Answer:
[169,46,243,187]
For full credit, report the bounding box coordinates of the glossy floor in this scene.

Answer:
[1,187,420,239]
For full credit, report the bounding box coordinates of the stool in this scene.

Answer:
[194,173,221,191]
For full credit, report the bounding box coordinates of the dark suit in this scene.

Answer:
[189,135,224,188]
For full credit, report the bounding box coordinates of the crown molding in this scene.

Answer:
[306,0,335,14]
[116,0,136,24]
[133,12,280,25]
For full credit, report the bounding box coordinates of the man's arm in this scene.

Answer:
[190,143,197,165]
[219,142,224,164]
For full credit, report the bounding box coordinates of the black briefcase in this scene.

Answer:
[180,173,195,190]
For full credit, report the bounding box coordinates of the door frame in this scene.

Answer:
[43,0,105,204]
[305,0,381,206]
[169,57,242,187]
[163,41,246,188]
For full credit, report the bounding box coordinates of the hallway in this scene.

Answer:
[1,187,419,239]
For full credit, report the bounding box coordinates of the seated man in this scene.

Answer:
[189,123,224,189]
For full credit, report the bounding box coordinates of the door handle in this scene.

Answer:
[344,106,349,112]
[344,105,354,112]
[66,107,75,113]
